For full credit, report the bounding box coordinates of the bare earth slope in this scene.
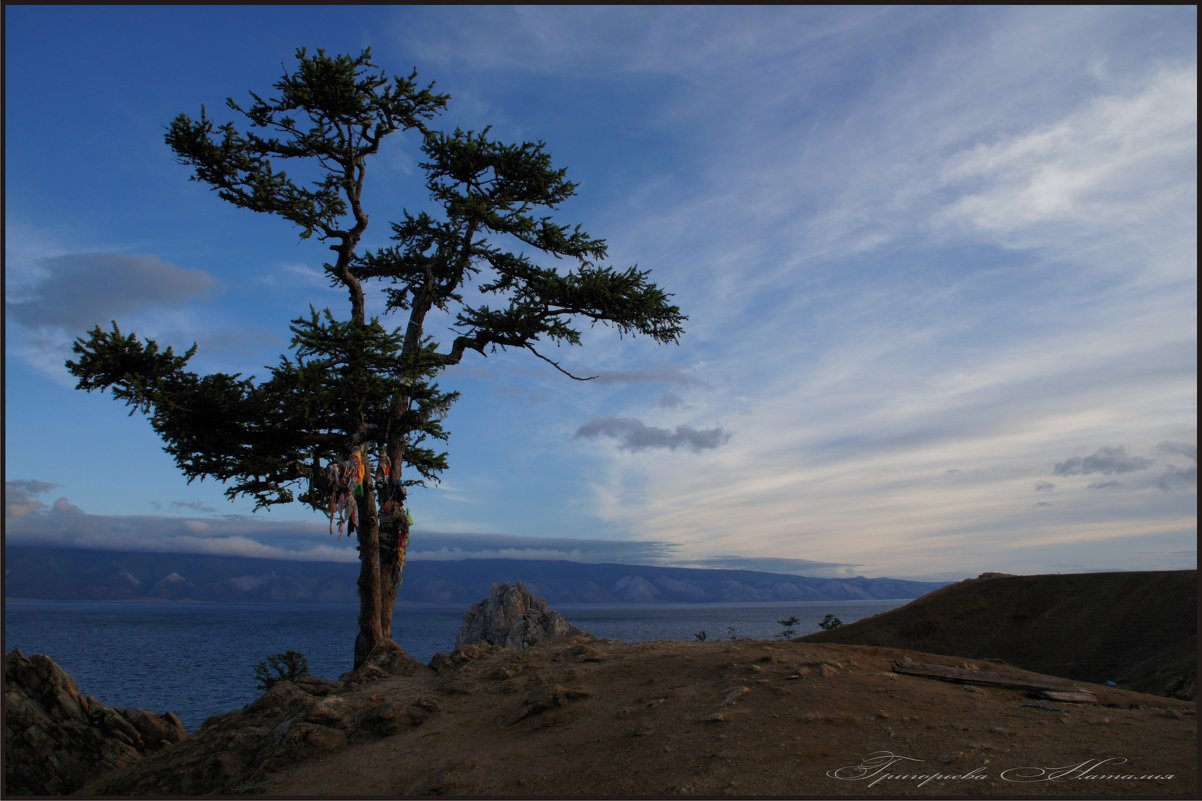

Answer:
[85,638,1195,797]
[802,570,1197,698]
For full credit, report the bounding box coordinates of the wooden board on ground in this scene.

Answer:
[892,659,1085,694]
[1034,689,1099,703]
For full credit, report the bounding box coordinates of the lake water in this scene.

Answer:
[4,598,906,731]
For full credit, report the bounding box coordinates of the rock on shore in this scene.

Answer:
[80,640,435,796]
[3,649,186,795]
[455,581,589,649]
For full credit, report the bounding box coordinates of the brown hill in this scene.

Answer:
[80,637,1195,797]
[802,570,1197,698]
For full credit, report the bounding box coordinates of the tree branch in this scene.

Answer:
[525,344,596,381]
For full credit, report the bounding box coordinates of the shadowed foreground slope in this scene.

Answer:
[803,570,1196,698]
[82,637,1195,797]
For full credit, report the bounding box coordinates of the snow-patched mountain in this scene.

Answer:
[5,546,946,605]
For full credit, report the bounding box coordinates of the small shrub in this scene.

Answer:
[777,615,800,640]
[254,649,311,691]
[727,626,738,641]
[694,630,708,642]
[818,614,843,631]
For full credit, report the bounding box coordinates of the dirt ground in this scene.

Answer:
[252,637,1196,798]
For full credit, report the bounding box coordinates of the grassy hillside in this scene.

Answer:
[802,570,1196,697]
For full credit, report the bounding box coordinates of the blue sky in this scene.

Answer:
[4,6,1196,581]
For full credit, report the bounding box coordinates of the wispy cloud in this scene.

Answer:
[541,7,1197,578]
[171,500,219,514]
[5,8,1193,582]
[935,66,1197,283]
[6,253,220,330]
[4,480,59,518]
[254,261,345,295]
[591,366,704,386]
[1153,442,1199,494]
[1157,441,1198,461]
[405,531,676,565]
[1158,464,1198,494]
[1053,446,1156,477]
[1048,444,1199,496]
[1088,480,1122,491]
[680,555,862,579]
[3,242,230,383]
[657,392,687,409]
[575,416,731,453]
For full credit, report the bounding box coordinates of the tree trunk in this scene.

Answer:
[378,512,410,638]
[352,488,385,668]
[352,471,412,669]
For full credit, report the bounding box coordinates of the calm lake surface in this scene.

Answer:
[4,598,906,731]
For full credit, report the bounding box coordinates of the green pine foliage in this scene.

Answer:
[66,47,684,511]
[64,47,685,667]
[777,615,800,639]
[819,614,843,631]
[254,650,311,692]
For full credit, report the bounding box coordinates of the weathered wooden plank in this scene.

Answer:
[891,660,1081,692]
[1034,690,1098,703]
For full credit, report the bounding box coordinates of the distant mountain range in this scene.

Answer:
[3,546,947,606]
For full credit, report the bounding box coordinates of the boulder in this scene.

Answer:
[455,582,589,649]
[3,650,186,795]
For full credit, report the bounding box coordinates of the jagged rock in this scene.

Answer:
[429,641,501,673]
[3,650,186,795]
[338,640,428,688]
[82,651,442,795]
[365,697,441,735]
[515,683,592,722]
[304,695,353,726]
[294,675,339,696]
[364,640,428,676]
[455,582,590,649]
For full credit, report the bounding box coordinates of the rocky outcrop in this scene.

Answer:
[455,582,589,649]
[338,639,429,687]
[3,650,187,795]
[82,642,434,796]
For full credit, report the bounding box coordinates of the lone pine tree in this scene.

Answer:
[66,48,685,668]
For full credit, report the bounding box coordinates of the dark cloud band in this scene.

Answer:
[3,481,679,566]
